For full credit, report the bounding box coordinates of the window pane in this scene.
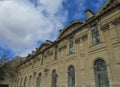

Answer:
[68,66,75,87]
[51,70,57,87]
[36,74,41,87]
[94,59,109,87]
[91,25,100,45]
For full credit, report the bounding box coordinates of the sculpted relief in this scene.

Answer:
[101,16,120,31]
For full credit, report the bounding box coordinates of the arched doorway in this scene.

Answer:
[94,59,109,87]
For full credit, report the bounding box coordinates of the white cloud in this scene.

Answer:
[0,0,67,57]
[0,0,106,57]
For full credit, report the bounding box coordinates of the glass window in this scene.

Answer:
[36,73,42,87]
[68,66,75,87]
[69,37,74,54]
[51,70,57,87]
[94,59,109,87]
[91,25,100,45]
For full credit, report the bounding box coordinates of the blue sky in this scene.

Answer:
[0,0,106,60]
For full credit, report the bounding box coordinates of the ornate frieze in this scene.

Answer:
[101,16,120,31]
[59,45,67,52]
[112,16,120,26]
[75,34,88,44]
[101,23,110,31]
[44,50,53,58]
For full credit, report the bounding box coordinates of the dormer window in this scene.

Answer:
[91,25,100,45]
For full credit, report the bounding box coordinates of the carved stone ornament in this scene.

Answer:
[112,16,120,26]
[45,50,53,57]
[101,16,120,31]
[44,68,49,76]
[81,34,88,41]
[101,23,110,31]
[59,45,67,52]
[44,68,49,72]
[75,37,80,44]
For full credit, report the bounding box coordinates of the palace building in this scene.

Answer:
[10,0,120,87]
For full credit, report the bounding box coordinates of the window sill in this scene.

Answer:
[66,52,76,59]
[89,42,103,48]
[88,42,106,54]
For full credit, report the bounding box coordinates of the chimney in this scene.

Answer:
[85,9,94,19]
[32,51,35,55]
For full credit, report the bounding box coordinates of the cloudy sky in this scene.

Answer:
[0,0,106,59]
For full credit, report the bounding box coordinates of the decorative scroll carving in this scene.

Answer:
[44,50,53,58]
[101,23,110,31]
[75,34,87,44]
[44,68,49,72]
[101,16,120,31]
[59,45,67,51]
[44,68,49,76]
[112,17,120,26]
[75,37,80,44]
[81,34,88,41]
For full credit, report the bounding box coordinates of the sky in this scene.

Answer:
[0,0,107,60]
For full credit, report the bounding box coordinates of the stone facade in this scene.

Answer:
[10,0,120,87]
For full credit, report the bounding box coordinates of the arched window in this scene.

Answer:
[68,66,75,87]
[36,73,42,87]
[28,76,32,87]
[51,70,57,87]
[94,59,109,87]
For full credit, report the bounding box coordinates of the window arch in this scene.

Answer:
[94,59,109,87]
[36,73,42,87]
[68,66,75,87]
[51,70,57,87]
